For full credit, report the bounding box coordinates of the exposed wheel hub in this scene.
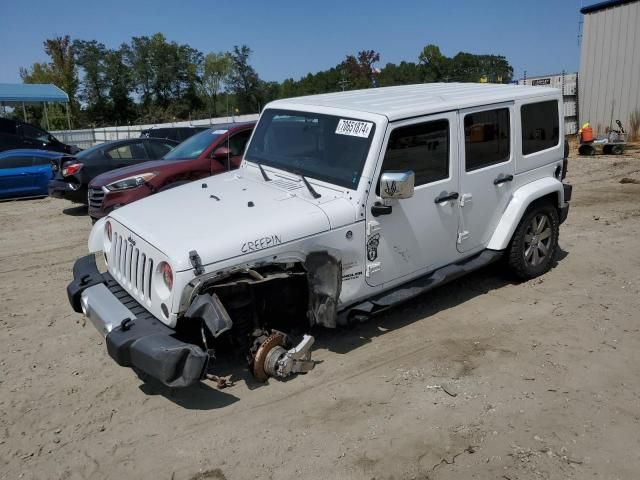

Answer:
[251,331,316,382]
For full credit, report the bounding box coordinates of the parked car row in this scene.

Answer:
[0,124,256,212]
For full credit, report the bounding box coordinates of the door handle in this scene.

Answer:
[493,174,514,185]
[434,192,459,204]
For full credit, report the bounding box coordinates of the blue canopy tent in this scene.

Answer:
[0,83,71,130]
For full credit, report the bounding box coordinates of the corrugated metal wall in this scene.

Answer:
[579,0,640,135]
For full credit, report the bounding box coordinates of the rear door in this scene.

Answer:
[105,141,149,169]
[365,112,461,287]
[457,103,515,253]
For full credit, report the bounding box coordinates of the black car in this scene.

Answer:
[48,137,178,204]
[139,126,208,142]
[0,118,80,154]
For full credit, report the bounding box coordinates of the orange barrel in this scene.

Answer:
[581,126,594,143]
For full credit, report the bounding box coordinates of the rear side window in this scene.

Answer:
[381,120,449,188]
[464,108,510,171]
[521,100,560,155]
[146,141,175,159]
[107,142,148,160]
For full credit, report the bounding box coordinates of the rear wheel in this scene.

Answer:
[602,145,612,155]
[611,145,624,155]
[578,144,596,156]
[507,202,559,280]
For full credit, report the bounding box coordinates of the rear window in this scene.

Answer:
[521,100,560,155]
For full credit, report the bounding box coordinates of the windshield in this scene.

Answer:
[245,109,376,189]
[163,129,223,160]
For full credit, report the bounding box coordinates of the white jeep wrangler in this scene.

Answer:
[68,83,572,388]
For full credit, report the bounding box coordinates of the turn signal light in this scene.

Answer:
[105,221,112,241]
[159,262,173,291]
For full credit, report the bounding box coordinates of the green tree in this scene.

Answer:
[73,39,109,124]
[200,52,232,117]
[340,50,380,89]
[418,44,448,81]
[227,45,261,113]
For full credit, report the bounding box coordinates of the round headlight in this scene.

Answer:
[105,221,112,241]
[159,262,173,291]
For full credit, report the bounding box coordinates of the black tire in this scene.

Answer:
[611,145,624,155]
[602,145,612,155]
[507,202,559,281]
[158,181,189,193]
[578,144,595,156]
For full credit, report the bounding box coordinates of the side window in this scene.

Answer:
[20,124,50,142]
[107,142,147,160]
[228,130,253,157]
[146,141,174,159]
[0,156,33,169]
[521,100,559,155]
[464,108,510,171]
[380,119,449,190]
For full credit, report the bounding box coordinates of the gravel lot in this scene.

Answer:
[1,151,639,480]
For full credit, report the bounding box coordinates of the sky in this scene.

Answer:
[0,0,586,84]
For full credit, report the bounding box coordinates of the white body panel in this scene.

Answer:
[85,83,568,328]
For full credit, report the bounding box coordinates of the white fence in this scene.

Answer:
[51,114,260,149]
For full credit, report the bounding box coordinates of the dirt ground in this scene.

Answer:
[1,150,639,480]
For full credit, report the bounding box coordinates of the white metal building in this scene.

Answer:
[518,73,578,134]
[579,0,640,135]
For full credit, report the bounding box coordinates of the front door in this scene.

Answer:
[457,104,515,253]
[365,112,461,287]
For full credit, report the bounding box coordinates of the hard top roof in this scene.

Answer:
[269,83,559,121]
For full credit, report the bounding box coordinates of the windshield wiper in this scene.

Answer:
[298,173,321,199]
[257,162,271,181]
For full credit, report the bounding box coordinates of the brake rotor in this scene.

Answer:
[252,332,285,382]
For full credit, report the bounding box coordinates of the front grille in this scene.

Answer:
[110,231,155,304]
[88,187,105,209]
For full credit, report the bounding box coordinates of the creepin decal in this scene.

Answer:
[241,235,282,253]
[367,233,380,261]
[383,180,398,197]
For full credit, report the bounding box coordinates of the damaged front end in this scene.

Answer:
[69,250,341,388]
[179,250,342,384]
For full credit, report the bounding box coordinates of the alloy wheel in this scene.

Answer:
[523,213,552,267]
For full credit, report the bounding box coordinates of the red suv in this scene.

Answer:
[88,122,255,221]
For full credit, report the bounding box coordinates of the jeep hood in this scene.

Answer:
[109,172,332,271]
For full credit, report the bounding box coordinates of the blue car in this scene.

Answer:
[0,149,64,200]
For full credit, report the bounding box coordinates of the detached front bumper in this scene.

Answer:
[67,254,208,388]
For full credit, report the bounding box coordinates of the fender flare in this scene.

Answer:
[487,177,564,251]
[88,217,107,253]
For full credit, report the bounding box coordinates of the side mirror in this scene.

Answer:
[380,171,415,200]
[212,146,231,159]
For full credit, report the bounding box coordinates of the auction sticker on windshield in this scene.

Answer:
[335,119,373,138]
